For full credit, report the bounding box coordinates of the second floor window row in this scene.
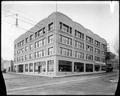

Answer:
[75,40,84,50]
[60,35,72,45]
[60,47,72,57]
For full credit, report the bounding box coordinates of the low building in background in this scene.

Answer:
[107,58,119,70]
[2,60,11,72]
[14,12,107,77]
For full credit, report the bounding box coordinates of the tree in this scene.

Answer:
[105,51,116,72]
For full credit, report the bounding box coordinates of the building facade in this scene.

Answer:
[14,12,107,77]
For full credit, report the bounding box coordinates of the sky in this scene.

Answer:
[1,1,119,60]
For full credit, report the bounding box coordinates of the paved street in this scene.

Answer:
[3,71,119,95]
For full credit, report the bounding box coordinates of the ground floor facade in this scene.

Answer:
[14,56,106,77]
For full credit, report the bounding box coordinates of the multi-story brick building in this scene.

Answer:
[14,12,107,77]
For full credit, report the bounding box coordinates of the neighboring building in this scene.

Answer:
[14,12,107,77]
[107,58,119,70]
[2,60,11,72]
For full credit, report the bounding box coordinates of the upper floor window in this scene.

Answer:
[25,37,28,43]
[95,40,100,48]
[48,47,53,55]
[60,47,72,57]
[30,44,34,50]
[60,35,72,45]
[75,40,84,50]
[86,36,93,44]
[95,48,100,54]
[35,50,45,58]
[25,46,28,51]
[35,32,38,38]
[75,30,84,40]
[59,22,72,34]
[30,34,33,41]
[37,51,42,58]
[21,40,24,46]
[86,45,93,52]
[75,51,84,59]
[48,35,54,43]
[35,27,46,38]
[95,56,100,61]
[101,58,105,63]
[29,53,32,59]
[48,22,53,31]
[86,54,93,60]
[101,51,105,55]
[35,38,45,48]
[34,52,37,59]
[42,50,45,56]
[25,55,28,61]
[101,43,106,50]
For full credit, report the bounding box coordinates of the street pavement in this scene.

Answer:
[3,71,119,95]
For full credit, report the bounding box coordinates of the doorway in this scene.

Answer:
[38,65,41,73]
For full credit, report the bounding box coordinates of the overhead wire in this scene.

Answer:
[2,20,35,34]
[2,9,43,32]
[2,9,37,24]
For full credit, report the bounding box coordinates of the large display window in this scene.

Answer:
[59,60,72,72]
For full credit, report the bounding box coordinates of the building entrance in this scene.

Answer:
[38,66,41,73]
[18,65,23,73]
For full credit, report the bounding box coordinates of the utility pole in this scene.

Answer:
[16,14,18,27]
[56,1,57,12]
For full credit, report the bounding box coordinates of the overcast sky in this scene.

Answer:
[2,1,119,60]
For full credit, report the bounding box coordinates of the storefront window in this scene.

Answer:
[74,62,84,72]
[86,64,93,72]
[94,65,100,71]
[29,63,33,72]
[34,63,38,72]
[59,60,72,72]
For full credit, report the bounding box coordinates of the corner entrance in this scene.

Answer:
[18,65,23,73]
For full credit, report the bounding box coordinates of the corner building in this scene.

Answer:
[14,12,107,77]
